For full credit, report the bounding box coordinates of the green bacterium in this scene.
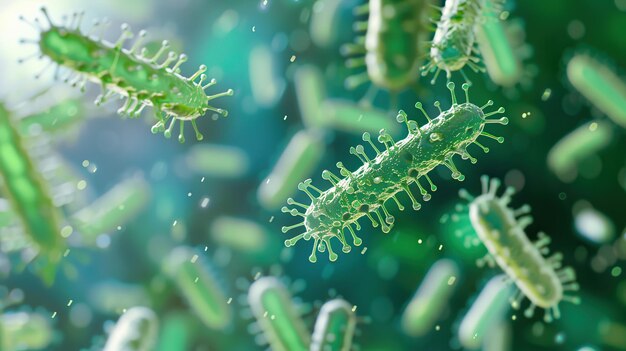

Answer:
[294,65,327,131]
[70,174,150,240]
[247,276,310,351]
[343,0,432,93]
[311,299,357,351]
[310,0,344,48]
[163,246,232,330]
[88,281,150,315]
[22,8,233,142]
[457,274,514,349]
[567,53,626,129]
[458,176,580,322]
[319,99,400,135]
[249,44,285,108]
[475,5,534,89]
[547,121,613,183]
[0,103,65,272]
[401,259,460,337]
[258,130,326,211]
[293,65,397,134]
[422,0,487,84]
[18,98,85,136]
[183,144,250,178]
[210,216,272,255]
[282,83,508,262]
[103,306,159,351]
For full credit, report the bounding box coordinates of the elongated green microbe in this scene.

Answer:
[70,174,150,240]
[282,83,508,262]
[294,66,397,134]
[459,176,580,322]
[567,53,626,129]
[475,4,529,88]
[249,44,285,107]
[210,216,271,254]
[311,299,357,351]
[1,311,54,351]
[103,306,159,351]
[423,0,487,83]
[547,121,613,182]
[247,277,310,351]
[320,99,400,135]
[343,0,432,92]
[163,246,232,330]
[184,144,250,178]
[26,8,233,143]
[258,130,325,211]
[310,0,344,48]
[457,274,514,349]
[401,259,460,337]
[294,65,327,130]
[0,103,64,264]
[88,280,150,315]
[18,98,85,136]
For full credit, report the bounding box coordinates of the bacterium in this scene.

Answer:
[210,216,272,255]
[293,65,395,134]
[184,144,250,178]
[342,0,432,95]
[423,0,486,84]
[401,259,460,337]
[547,121,613,183]
[163,246,232,330]
[103,306,159,351]
[258,130,326,211]
[567,53,626,129]
[0,102,65,279]
[18,98,85,136]
[457,274,514,349]
[311,299,357,351]
[458,176,580,322]
[247,276,310,351]
[22,8,233,142]
[282,83,508,262]
[70,174,150,240]
[310,0,344,48]
[249,44,285,108]
[475,5,534,89]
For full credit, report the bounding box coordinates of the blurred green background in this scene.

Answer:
[0,0,625,350]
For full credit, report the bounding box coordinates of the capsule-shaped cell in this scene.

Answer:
[71,174,150,240]
[567,53,626,129]
[247,277,310,351]
[401,259,460,337]
[311,299,357,351]
[257,130,325,210]
[103,306,159,351]
[184,144,250,178]
[163,246,232,330]
[249,44,286,108]
[547,121,613,182]
[458,275,514,349]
